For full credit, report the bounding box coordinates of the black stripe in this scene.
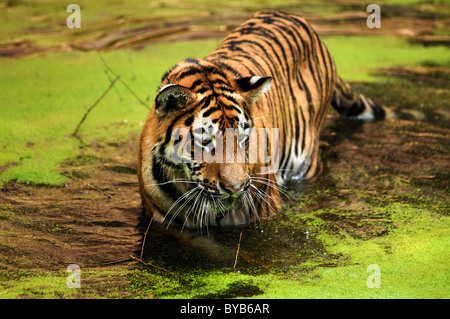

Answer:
[176,67,203,80]
[199,95,214,109]
[162,107,197,148]
[285,23,309,156]
[189,79,204,91]
[203,106,220,118]
[184,115,194,126]
[206,58,243,78]
[151,157,180,200]
[196,87,210,94]
[222,104,243,114]
[288,16,317,117]
[207,56,252,76]
[185,58,200,64]
[203,65,227,78]
[220,93,239,105]
[268,21,304,157]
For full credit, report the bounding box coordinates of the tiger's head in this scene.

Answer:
[138,58,282,230]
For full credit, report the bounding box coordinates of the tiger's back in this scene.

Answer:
[208,11,337,180]
[138,11,386,229]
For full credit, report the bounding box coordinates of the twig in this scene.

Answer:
[63,173,113,199]
[104,69,123,101]
[130,217,175,274]
[140,217,154,259]
[233,231,243,272]
[96,51,150,110]
[130,255,174,274]
[72,76,120,138]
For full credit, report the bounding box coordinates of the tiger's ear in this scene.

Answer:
[155,84,193,118]
[235,76,272,105]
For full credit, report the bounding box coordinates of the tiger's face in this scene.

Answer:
[143,59,278,228]
[161,99,252,214]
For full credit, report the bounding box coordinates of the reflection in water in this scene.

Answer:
[137,175,336,275]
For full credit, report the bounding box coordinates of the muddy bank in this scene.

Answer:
[1,2,448,58]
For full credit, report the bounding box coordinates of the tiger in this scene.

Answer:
[137,10,386,231]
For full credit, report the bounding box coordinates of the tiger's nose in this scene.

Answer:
[218,164,249,196]
[218,177,250,196]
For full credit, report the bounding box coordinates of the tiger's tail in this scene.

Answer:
[331,77,390,121]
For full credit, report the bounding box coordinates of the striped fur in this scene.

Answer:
[138,11,386,230]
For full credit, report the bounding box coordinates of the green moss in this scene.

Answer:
[0,268,132,299]
[323,36,450,82]
[0,272,79,299]
[302,200,447,296]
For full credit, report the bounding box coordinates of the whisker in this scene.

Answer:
[164,186,200,228]
[249,113,282,121]
[254,185,278,210]
[233,197,248,222]
[208,193,222,218]
[250,182,289,201]
[198,192,208,235]
[167,192,197,229]
[255,168,292,180]
[203,194,213,236]
[240,192,250,219]
[183,187,203,232]
[145,179,197,187]
[250,177,290,198]
[203,196,211,236]
[245,188,260,223]
[251,184,277,213]
[163,191,192,223]
[251,176,288,191]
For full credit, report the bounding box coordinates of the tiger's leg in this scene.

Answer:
[331,77,388,121]
[304,146,323,180]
